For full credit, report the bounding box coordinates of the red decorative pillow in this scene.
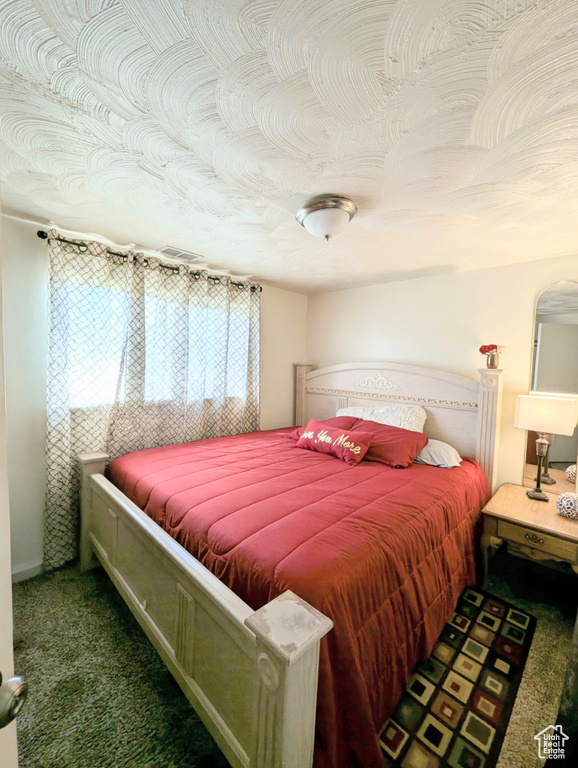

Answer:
[350,419,428,468]
[295,419,374,466]
[289,416,359,440]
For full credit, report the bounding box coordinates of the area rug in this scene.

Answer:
[379,587,537,768]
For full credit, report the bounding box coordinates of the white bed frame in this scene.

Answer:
[79,362,503,768]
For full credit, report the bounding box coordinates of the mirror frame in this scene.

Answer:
[523,280,578,496]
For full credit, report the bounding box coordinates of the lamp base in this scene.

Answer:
[527,443,550,502]
[527,488,549,502]
[540,444,556,484]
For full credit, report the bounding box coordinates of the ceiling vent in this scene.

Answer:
[158,245,203,261]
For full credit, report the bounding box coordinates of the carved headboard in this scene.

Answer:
[294,362,503,489]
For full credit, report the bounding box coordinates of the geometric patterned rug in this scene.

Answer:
[378,587,537,768]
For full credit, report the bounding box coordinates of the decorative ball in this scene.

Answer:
[556,492,578,520]
[565,464,576,483]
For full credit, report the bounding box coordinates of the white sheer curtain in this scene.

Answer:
[44,231,260,570]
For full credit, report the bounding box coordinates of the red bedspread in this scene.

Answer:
[107,428,490,768]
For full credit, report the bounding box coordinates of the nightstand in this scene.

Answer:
[481,483,578,585]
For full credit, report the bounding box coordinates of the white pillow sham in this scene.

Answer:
[415,439,462,468]
[336,404,427,433]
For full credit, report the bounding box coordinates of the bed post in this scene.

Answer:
[476,369,504,491]
[294,364,314,426]
[78,451,109,572]
[245,590,333,768]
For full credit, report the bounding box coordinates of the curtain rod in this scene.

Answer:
[37,230,89,251]
[36,230,262,291]
[37,230,127,257]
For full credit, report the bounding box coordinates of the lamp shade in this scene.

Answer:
[301,207,350,239]
[296,195,357,240]
[514,394,578,436]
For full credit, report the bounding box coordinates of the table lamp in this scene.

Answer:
[514,394,578,501]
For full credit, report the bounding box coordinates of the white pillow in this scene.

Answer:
[335,405,376,420]
[415,439,462,468]
[336,404,427,433]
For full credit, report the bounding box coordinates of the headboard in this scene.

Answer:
[294,362,503,489]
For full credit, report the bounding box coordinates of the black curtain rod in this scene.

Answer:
[38,229,130,258]
[37,230,262,290]
[37,230,88,252]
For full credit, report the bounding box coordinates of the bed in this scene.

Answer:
[78,362,504,768]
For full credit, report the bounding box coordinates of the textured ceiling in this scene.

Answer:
[537,282,578,315]
[1,1,578,293]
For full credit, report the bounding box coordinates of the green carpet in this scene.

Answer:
[12,550,574,768]
[485,550,576,768]
[13,567,227,768]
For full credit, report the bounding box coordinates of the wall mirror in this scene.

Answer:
[523,281,578,495]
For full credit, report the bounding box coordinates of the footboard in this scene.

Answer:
[78,453,333,768]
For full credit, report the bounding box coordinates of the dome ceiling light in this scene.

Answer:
[296,194,357,241]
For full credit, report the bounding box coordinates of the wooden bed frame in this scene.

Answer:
[78,362,503,768]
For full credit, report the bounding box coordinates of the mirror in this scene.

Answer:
[524,281,578,495]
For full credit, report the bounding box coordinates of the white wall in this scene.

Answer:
[307,255,578,489]
[0,207,20,768]
[2,218,48,581]
[533,323,578,462]
[537,311,578,325]
[260,284,308,430]
[1,216,308,577]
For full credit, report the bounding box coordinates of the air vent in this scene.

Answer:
[158,245,203,262]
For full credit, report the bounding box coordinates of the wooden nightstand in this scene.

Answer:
[481,483,578,585]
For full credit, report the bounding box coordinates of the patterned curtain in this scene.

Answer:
[44,231,260,571]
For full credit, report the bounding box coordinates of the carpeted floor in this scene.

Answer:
[487,550,576,768]
[13,566,227,768]
[380,587,538,766]
[12,548,576,768]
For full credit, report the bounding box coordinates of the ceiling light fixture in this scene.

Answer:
[296,194,357,241]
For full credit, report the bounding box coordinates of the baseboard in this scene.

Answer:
[12,561,43,583]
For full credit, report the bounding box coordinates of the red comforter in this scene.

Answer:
[107,428,490,768]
